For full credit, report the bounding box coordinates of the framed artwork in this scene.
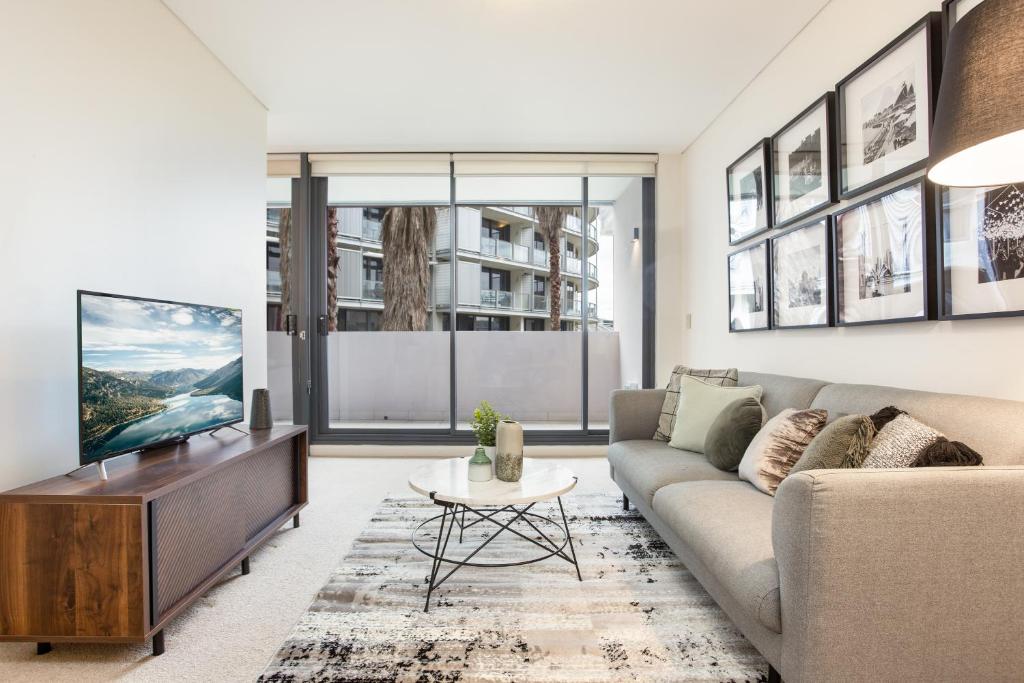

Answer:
[728,240,771,332]
[772,217,832,329]
[727,139,772,244]
[836,13,942,199]
[942,0,986,35]
[939,183,1024,320]
[772,94,837,229]
[833,177,934,326]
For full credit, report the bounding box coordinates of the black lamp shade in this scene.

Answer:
[929,0,1024,187]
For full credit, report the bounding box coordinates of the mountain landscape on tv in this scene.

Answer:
[79,294,243,462]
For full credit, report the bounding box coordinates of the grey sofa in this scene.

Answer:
[608,371,1024,683]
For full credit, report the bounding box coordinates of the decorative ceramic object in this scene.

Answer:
[495,420,524,482]
[250,389,273,430]
[468,447,492,482]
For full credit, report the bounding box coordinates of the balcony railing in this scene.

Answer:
[363,220,382,242]
[267,270,282,295]
[565,257,582,275]
[513,244,529,263]
[481,289,513,309]
[533,249,548,266]
[363,280,384,301]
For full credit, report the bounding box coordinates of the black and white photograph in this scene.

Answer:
[834,179,929,326]
[941,183,1024,319]
[837,14,940,198]
[728,240,770,332]
[772,94,836,229]
[772,218,831,328]
[860,66,917,165]
[727,139,772,244]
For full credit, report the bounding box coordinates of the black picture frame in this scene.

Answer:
[836,12,943,200]
[831,176,937,327]
[771,93,838,231]
[726,138,773,245]
[771,216,834,330]
[727,238,772,333]
[942,0,984,36]
[937,183,1024,321]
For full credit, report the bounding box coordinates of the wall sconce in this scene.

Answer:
[633,227,640,242]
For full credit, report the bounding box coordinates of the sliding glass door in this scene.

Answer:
[299,156,655,443]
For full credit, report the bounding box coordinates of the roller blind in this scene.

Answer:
[452,153,657,177]
[267,154,300,178]
[310,153,450,176]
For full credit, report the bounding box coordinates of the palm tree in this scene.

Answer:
[326,208,339,331]
[380,207,437,331]
[277,208,292,331]
[535,206,567,330]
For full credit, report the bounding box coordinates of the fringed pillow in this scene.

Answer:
[790,414,876,474]
[739,408,828,495]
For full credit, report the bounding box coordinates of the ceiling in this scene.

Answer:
[163,0,829,153]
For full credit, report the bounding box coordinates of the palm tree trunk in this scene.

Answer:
[381,207,438,331]
[277,208,292,331]
[536,206,567,331]
[326,207,339,331]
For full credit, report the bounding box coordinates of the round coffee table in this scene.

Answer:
[408,457,581,612]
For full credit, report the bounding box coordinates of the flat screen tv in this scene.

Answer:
[77,291,244,466]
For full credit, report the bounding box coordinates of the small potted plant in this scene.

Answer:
[470,401,504,466]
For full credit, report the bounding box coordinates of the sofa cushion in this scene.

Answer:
[652,480,781,634]
[653,366,739,441]
[607,439,738,506]
[738,371,829,419]
[810,383,1024,466]
[669,377,764,453]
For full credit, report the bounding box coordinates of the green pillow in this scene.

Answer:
[668,376,764,453]
[704,397,765,471]
[790,414,875,474]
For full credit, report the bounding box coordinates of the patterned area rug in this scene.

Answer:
[259,494,767,682]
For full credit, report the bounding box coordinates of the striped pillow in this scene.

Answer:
[653,366,739,441]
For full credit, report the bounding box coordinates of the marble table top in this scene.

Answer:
[408,457,576,506]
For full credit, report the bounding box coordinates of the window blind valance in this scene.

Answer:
[452,153,657,177]
[309,153,450,176]
[267,154,301,178]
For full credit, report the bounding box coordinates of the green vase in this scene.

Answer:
[468,446,492,482]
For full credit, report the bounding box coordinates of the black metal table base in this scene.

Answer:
[413,497,581,612]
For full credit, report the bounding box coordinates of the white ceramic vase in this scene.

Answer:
[495,420,524,482]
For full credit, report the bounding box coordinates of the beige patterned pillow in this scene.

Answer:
[862,414,943,468]
[653,366,739,441]
[738,408,828,495]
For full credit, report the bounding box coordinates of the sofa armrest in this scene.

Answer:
[773,467,1024,683]
[609,389,665,444]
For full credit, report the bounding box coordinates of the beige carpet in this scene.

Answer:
[258,494,766,682]
[0,457,618,682]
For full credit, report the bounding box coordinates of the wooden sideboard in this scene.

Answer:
[0,425,307,656]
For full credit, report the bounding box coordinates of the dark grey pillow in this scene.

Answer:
[704,397,764,471]
[790,414,875,474]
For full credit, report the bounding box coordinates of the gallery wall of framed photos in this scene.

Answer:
[725,0,1024,334]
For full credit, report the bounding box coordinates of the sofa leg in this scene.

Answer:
[622,494,629,510]
[768,665,782,683]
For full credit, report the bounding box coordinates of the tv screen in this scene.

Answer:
[78,291,244,465]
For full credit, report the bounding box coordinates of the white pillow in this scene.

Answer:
[739,408,828,495]
[668,376,763,453]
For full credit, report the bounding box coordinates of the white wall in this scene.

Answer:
[0,0,267,490]
[656,154,686,383]
[675,0,1024,402]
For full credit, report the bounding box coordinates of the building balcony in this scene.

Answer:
[363,279,384,301]
[480,288,513,310]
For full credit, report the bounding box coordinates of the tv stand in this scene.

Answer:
[209,423,249,437]
[0,425,307,657]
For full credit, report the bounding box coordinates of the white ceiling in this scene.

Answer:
[163,0,829,153]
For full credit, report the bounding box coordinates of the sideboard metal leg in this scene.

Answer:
[293,513,300,528]
[152,630,165,656]
[241,556,250,575]
[36,642,51,655]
